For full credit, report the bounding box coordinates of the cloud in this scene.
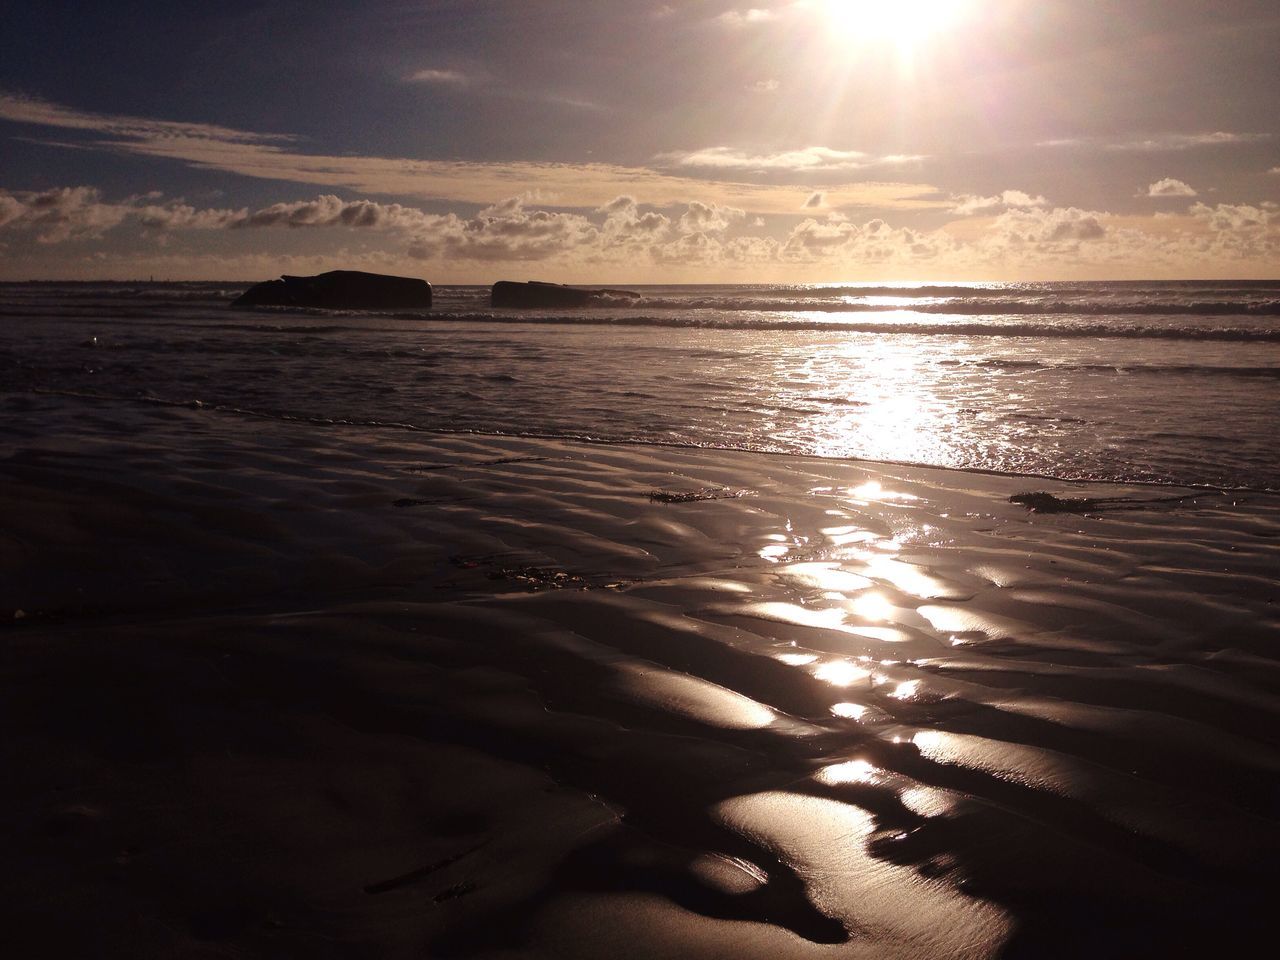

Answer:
[660,145,921,174]
[0,186,129,242]
[231,194,433,231]
[1039,132,1267,152]
[1186,203,1278,260]
[1146,178,1197,198]
[0,193,24,229]
[1189,202,1271,232]
[746,79,780,93]
[596,195,638,217]
[404,68,471,85]
[781,217,953,264]
[0,91,292,145]
[135,202,245,230]
[803,191,825,209]
[0,93,944,216]
[991,205,1107,244]
[949,190,1047,215]
[716,8,780,27]
[224,191,746,264]
[5,182,1280,278]
[1270,167,1280,175]
[677,200,745,233]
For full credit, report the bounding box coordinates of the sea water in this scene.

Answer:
[3,280,1278,489]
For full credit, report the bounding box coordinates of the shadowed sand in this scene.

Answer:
[3,393,1279,958]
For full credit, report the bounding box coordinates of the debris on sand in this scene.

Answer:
[649,487,753,504]
[1011,490,1225,514]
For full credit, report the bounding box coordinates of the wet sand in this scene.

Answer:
[3,392,1279,958]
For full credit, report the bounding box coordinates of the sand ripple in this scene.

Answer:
[3,393,1279,958]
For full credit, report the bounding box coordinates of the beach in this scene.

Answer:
[5,388,1279,958]
[7,0,1280,953]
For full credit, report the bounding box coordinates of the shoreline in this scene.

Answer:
[27,386,1278,496]
[4,391,1279,957]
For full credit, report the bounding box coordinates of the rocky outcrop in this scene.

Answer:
[232,271,433,310]
[491,280,640,309]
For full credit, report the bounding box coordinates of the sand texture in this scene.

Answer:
[3,393,1279,958]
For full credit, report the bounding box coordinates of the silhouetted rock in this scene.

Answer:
[232,271,432,310]
[491,280,640,308]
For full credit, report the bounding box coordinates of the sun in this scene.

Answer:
[816,0,970,49]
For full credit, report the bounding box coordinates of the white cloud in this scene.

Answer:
[135,202,245,230]
[949,190,1046,215]
[677,200,745,233]
[716,8,780,27]
[0,193,24,229]
[1189,202,1272,232]
[746,79,780,93]
[1186,202,1278,260]
[660,145,921,174]
[1146,178,1197,198]
[231,194,434,231]
[404,68,471,85]
[1039,132,1266,152]
[0,186,129,242]
[222,191,746,264]
[990,205,1107,245]
[5,181,1280,278]
[781,216,953,264]
[596,195,638,217]
[0,91,292,145]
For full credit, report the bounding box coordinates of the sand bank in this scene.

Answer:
[3,393,1279,958]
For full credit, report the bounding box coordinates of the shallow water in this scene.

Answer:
[3,279,1279,490]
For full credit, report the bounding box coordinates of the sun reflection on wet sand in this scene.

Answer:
[776,652,819,666]
[850,480,921,503]
[779,561,874,593]
[813,660,871,687]
[850,591,895,622]
[615,662,776,731]
[887,679,923,700]
[715,792,1012,954]
[831,701,871,720]
[817,759,883,785]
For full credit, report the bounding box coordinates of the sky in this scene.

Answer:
[1,0,1278,281]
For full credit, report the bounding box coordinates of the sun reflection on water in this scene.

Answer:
[772,338,971,468]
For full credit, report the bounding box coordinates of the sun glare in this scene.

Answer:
[817,0,969,49]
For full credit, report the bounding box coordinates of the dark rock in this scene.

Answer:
[231,270,432,310]
[491,280,640,308]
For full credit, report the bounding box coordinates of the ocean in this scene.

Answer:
[3,279,1279,489]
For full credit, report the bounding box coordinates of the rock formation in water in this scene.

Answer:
[232,271,433,310]
[491,280,640,308]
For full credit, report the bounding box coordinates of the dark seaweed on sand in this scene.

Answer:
[649,487,753,504]
[1011,490,1227,513]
